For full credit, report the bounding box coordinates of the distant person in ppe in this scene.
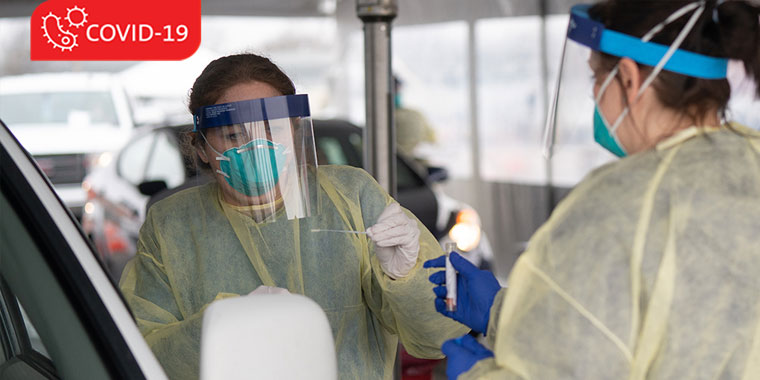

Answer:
[394,75,437,166]
[119,53,468,380]
[425,0,760,378]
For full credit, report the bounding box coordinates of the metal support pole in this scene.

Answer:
[356,2,400,379]
[538,0,555,216]
[357,0,397,198]
[467,19,481,183]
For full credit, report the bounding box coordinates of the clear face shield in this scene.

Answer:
[193,94,319,222]
[543,2,729,173]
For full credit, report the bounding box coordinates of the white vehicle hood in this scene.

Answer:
[10,124,130,155]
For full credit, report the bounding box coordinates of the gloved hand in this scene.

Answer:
[248,285,290,295]
[366,203,421,279]
[442,334,494,380]
[424,252,502,334]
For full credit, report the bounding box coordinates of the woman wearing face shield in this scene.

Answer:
[118,53,468,380]
[424,0,760,378]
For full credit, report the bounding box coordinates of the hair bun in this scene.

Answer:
[715,0,760,97]
[716,1,760,59]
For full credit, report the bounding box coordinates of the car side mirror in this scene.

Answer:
[200,294,337,380]
[137,180,168,197]
[427,166,448,183]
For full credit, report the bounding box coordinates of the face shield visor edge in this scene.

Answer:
[544,2,729,160]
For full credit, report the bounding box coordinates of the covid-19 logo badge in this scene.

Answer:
[40,6,88,52]
[31,0,200,60]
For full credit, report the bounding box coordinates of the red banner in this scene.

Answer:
[31,0,201,61]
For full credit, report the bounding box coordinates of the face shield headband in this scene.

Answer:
[568,3,729,81]
[193,94,310,132]
[566,2,729,157]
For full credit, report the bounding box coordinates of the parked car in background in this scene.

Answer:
[0,72,135,217]
[82,119,493,281]
[0,119,338,380]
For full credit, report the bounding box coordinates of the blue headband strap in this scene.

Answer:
[193,94,310,131]
[568,4,728,79]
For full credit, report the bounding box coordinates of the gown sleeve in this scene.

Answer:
[353,168,469,359]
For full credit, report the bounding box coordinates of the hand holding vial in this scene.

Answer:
[424,246,502,334]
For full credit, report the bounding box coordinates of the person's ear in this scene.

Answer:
[197,145,209,164]
[617,57,642,105]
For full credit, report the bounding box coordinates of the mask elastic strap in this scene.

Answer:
[199,131,230,161]
[595,65,628,150]
[608,1,706,134]
[198,131,232,179]
[637,2,706,96]
[595,65,620,104]
[640,2,702,42]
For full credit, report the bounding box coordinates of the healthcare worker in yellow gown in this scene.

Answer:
[426,0,760,379]
[119,53,468,380]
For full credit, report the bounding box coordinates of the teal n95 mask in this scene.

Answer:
[201,135,288,197]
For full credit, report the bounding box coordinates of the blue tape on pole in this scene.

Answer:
[568,4,728,79]
[193,94,310,131]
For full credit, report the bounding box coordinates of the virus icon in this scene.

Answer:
[66,6,88,28]
[41,12,78,52]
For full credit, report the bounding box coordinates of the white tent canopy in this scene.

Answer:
[1,0,577,19]
[117,48,219,100]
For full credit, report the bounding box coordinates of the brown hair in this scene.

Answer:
[182,53,296,172]
[588,0,760,123]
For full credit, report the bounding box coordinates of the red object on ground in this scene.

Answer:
[401,345,441,380]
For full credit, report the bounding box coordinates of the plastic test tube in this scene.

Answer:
[444,242,457,312]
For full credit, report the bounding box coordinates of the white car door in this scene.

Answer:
[0,120,167,379]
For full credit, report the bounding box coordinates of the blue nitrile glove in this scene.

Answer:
[424,252,502,334]
[442,334,494,380]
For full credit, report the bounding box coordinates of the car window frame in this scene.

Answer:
[118,126,197,188]
[0,278,58,379]
[1,120,166,380]
[116,129,159,186]
[311,120,429,190]
[312,122,363,167]
[143,130,185,188]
